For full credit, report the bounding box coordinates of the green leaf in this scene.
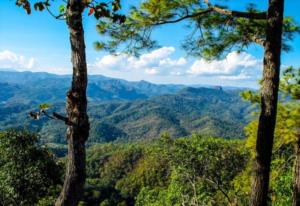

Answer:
[39,103,50,110]
[59,5,66,13]
[94,42,105,50]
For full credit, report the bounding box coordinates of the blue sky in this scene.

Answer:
[0,0,299,88]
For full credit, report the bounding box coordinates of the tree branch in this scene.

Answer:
[45,5,65,20]
[251,36,266,46]
[204,0,266,19]
[150,0,266,26]
[29,110,72,125]
[153,9,213,25]
[204,177,234,206]
[51,112,72,125]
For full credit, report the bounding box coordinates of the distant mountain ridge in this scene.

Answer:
[0,70,185,103]
[0,70,249,102]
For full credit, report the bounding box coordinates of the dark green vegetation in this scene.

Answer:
[0,71,251,145]
[0,130,62,205]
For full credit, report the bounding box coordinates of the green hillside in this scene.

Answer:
[0,86,252,144]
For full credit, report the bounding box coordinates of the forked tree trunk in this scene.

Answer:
[55,0,90,205]
[250,0,284,206]
[293,136,300,206]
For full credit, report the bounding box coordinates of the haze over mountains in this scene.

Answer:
[0,70,252,145]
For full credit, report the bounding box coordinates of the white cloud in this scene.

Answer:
[94,54,129,71]
[188,51,261,79]
[92,47,188,76]
[91,49,261,81]
[0,50,35,69]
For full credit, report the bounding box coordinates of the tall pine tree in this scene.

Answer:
[15,0,125,205]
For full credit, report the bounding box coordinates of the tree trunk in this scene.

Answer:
[250,0,284,206]
[55,0,89,205]
[293,136,300,206]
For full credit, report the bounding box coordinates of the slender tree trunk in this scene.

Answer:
[250,0,284,206]
[55,0,90,205]
[293,136,300,206]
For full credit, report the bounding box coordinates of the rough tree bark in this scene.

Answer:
[293,135,300,206]
[55,0,90,205]
[250,0,284,206]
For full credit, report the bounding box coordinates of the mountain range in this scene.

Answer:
[0,70,185,103]
[0,70,253,145]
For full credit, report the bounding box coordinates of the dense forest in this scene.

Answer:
[1,0,300,205]
[0,127,296,205]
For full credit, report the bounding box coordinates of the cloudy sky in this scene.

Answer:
[1,0,300,88]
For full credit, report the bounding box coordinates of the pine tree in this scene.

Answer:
[15,0,125,205]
